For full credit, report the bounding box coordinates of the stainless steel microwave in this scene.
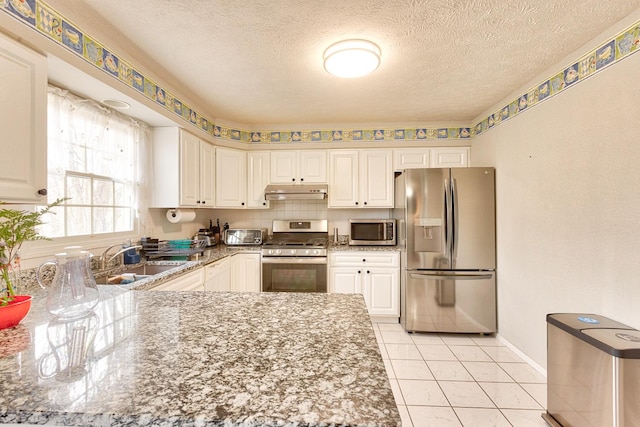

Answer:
[348,219,396,246]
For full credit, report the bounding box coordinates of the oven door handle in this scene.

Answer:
[261,257,327,264]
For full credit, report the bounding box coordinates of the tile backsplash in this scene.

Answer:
[191,200,393,237]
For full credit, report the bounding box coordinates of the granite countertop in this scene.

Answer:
[90,244,262,291]
[328,243,402,252]
[0,287,400,426]
[88,244,401,291]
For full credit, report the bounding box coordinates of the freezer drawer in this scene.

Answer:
[402,270,496,334]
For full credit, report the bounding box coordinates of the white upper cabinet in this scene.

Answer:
[179,132,200,206]
[394,147,470,171]
[360,150,394,207]
[247,151,270,208]
[0,33,47,203]
[270,150,326,184]
[430,147,470,168]
[328,149,393,208]
[152,128,215,208]
[199,141,216,206]
[393,148,431,171]
[215,147,247,208]
[328,150,358,207]
[215,149,270,209]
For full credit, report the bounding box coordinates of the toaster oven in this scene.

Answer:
[223,228,266,245]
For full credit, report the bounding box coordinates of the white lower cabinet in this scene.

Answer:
[231,253,261,292]
[329,251,399,317]
[150,253,260,293]
[204,257,231,291]
[149,269,205,291]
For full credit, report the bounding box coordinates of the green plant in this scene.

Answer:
[0,199,65,305]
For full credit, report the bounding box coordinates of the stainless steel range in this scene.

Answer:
[261,220,328,292]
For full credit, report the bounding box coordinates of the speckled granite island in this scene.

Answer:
[0,286,400,426]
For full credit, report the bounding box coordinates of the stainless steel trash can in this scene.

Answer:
[543,313,640,427]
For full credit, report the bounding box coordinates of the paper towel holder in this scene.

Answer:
[165,208,196,224]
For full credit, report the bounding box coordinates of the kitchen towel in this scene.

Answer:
[166,208,196,224]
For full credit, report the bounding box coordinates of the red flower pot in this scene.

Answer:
[0,295,32,330]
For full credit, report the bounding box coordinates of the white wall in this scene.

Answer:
[471,34,640,367]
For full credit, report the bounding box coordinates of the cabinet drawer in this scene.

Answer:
[330,252,399,267]
[150,269,204,291]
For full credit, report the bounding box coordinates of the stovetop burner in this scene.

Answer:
[263,220,329,257]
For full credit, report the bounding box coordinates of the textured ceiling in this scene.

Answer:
[47,0,639,127]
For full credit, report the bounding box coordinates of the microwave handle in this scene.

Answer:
[383,223,388,240]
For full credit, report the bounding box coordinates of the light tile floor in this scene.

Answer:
[372,322,549,427]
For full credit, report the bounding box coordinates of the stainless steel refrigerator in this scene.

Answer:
[395,168,496,334]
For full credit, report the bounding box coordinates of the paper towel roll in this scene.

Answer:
[166,208,196,224]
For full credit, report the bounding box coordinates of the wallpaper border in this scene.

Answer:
[1,0,638,143]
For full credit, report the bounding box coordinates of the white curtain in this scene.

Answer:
[46,86,151,236]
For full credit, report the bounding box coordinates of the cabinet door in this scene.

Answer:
[430,148,469,168]
[215,148,247,207]
[330,267,362,294]
[205,258,231,291]
[363,268,399,316]
[199,141,215,207]
[393,148,431,171]
[270,151,298,183]
[179,131,201,206]
[231,253,261,292]
[360,150,393,207]
[328,150,359,208]
[247,151,270,208]
[0,33,47,202]
[299,151,327,183]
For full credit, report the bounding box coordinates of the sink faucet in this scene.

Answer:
[99,243,143,270]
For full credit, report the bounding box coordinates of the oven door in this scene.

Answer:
[262,257,327,292]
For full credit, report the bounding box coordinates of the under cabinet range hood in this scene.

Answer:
[264,184,328,200]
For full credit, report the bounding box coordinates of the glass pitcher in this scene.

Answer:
[37,246,100,319]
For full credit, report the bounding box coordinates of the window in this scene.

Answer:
[41,86,148,239]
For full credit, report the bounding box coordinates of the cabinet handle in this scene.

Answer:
[292,178,296,182]
[367,270,370,274]
[300,178,304,182]
[357,270,361,274]
[364,201,367,205]
[201,201,206,205]
[262,202,266,206]
[355,202,359,205]
[362,259,366,262]
[37,188,48,196]
[197,200,201,204]
[241,202,245,206]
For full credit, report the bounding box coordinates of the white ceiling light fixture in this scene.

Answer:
[323,39,381,78]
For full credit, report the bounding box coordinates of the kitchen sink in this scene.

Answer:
[117,264,185,276]
[95,262,187,285]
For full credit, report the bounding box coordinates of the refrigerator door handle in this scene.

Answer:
[410,272,493,281]
[451,177,458,264]
[444,178,451,261]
